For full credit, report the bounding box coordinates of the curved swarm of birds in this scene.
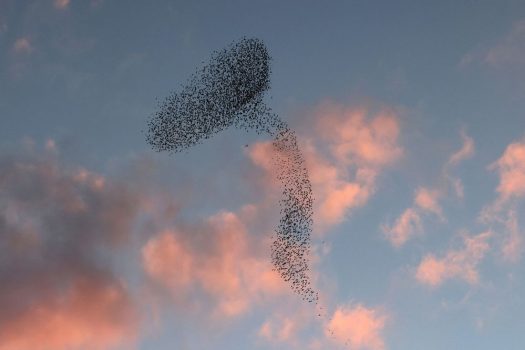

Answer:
[146,38,317,302]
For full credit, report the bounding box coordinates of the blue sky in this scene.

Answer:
[1,1,525,349]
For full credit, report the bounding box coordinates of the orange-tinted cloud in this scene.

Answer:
[484,20,525,67]
[384,130,474,246]
[461,19,525,70]
[490,139,525,200]
[383,208,422,247]
[416,231,492,287]
[315,103,402,167]
[414,187,443,218]
[383,186,442,247]
[480,138,525,262]
[54,0,70,9]
[501,210,523,263]
[12,37,32,54]
[0,145,143,350]
[0,278,137,350]
[142,210,288,318]
[326,304,387,350]
[255,294,389,350]
[258,315,302,345]
[248,101,403,231]
[444,129,475,199]
[142,230,195,290]
[447,130,475,167]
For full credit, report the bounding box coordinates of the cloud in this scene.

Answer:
[484,19,525,67]
[314,103,402,167]
[0,145,142,349]
[383,186,442,247]
[489,138,525,201]
[382,208,422,247]
[255,297,388,350]
[326,304,387,350]
[461,19,525,72]
[447,130,475,167]
[480,138,525,262]
[54,0,70,9]
[500,210,523,263]
[142,209,289,318]
[12,37,33,54]
[0,16,7,34]
[415,231,492,287]
[258,314,303,345]
[445,129,475,199]
[248,101,403,231]
[383,130,474,246]
[0,278,137,350]
[414,187,443,218]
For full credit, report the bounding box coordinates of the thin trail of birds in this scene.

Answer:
[145,38,317,302]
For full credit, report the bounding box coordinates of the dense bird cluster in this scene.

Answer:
[146,37,317,302]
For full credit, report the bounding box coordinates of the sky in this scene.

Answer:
[1,0,525,349]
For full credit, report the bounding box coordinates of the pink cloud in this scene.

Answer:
[0,278,137,350]
[258,316,301,344]
[319,181,371,225]
[315,103,402,167]
[447,130,475,167]
[0,145,149,350]
[501,211,523,263]
[384,130,474,246]
[480,138,525,262]
[255,295,320,348]
[255,294,389,350]
[383,208,422,247]
[142,210,288,318]
[414,187,443,218]
[445,129,475,199]
[383,186,442,247]
[461,19,525,70]
[54,0,70,9]
[12,37,33,54]
[142,230,195,290]
[484,20,525,67]
[248,101,403,231]
[326,304,387,350]
[490,139,525,200]
[416,231,492,287]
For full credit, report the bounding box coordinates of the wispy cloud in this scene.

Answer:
[414,187,444,218]
[501,210,523,263]
[54,0,70,10]
[447,129,475,167]
[383,130,474,246]
[383,207,422,247]
[256,299,388,350]
[248,100,403,233]
[488,138,525,201]
[484,20,525,67]
[415,231,492,287]
[461,19,525,70]
[480,137,525,262]
[12,37,33,54]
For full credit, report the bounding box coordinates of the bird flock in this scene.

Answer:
[145,37,317,302]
